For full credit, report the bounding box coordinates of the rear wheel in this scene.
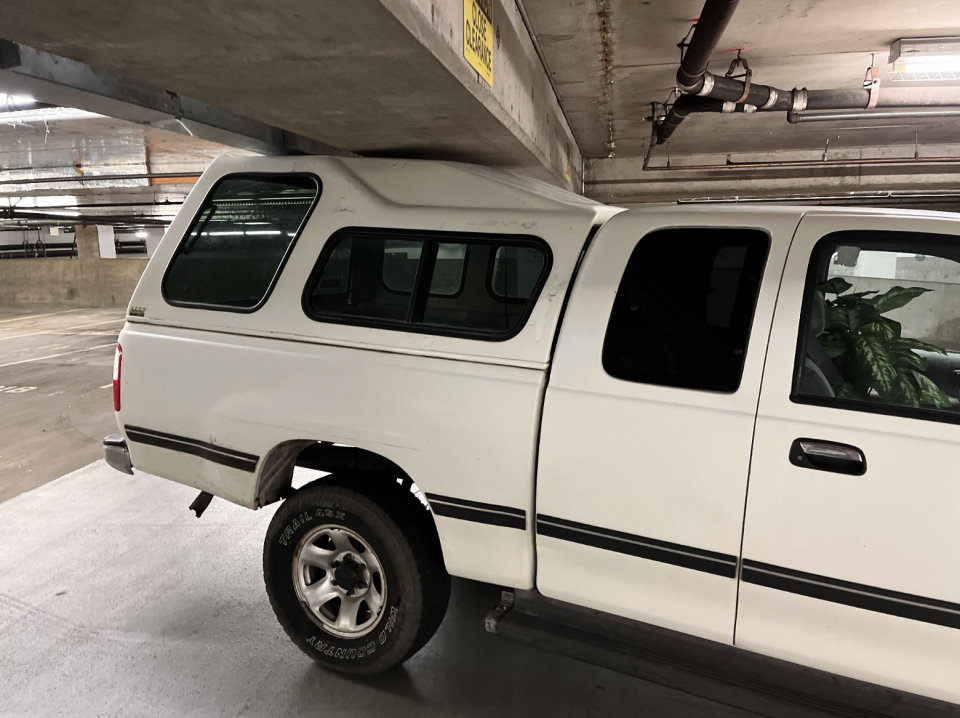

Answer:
[263,480,449,674]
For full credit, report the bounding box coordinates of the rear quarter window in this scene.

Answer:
[163,174,320,311]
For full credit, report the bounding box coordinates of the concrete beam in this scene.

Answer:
[380,0,582,189]
[0,0,580,190]
[586,145,960,204]
[0,39,352,158]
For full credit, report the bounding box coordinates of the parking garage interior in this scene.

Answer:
[2,1,960,716]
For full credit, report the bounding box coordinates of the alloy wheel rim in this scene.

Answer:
[292,524,387,638]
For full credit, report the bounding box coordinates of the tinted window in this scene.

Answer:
[382,240,422,294]
[795,231,960,418]
[163,174,319,310]
[491,246,545,299]
[602,228,769,392]
[305,229,549,340]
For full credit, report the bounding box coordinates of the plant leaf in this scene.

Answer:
[823,305,852,331]
[868,286,932,314]
[861,321,896,341]
[806,276,952,408]
[891,351,927,371]
[826,304,877,332]
[832,291,878,303]
[894,372,921,408]
[837,382,866,400]
[876,316,902,339]
[910,370,953,409]
[854,335,897,395]
[891,337,948,356]
[817,278,852,296]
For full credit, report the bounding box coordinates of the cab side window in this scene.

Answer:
[794,230,960,416]
[602,228,769,392]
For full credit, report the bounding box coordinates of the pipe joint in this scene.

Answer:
[677,76,706,95]
[697,73,715,97]
[792,88,808,113]
[760,88,779,110]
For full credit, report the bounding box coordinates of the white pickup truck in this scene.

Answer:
[104,155,960,710]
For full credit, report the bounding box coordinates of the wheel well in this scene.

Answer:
[256,440,444,568]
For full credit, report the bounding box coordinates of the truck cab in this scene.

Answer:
[106,155,960,708]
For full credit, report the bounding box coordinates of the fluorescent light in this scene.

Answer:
[0,93,36,108]
[201,230,282,236]
[891,37,960,81]
[135,230,148,239]
[0,106,104,123]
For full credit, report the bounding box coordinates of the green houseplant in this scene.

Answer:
[817,277,952,409]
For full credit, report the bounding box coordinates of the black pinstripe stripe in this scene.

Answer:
[742,559,960,630]
[537,514,738,578]
[125,425,258,472]
[425,493,527,530]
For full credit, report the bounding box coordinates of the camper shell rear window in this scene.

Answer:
[163,173,320,312]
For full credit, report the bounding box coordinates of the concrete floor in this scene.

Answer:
[0,461,764,718]
[0,306,123,503]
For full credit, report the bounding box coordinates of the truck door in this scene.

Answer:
[737,212,960,704]
[535,209,796,643]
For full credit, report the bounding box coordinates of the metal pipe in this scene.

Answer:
[677,190,960,205]
[0,209,169,225]
[642,103,660,170]
[676,0,741,90]
[688,73,790,110]
[657,83,960,144]
[790,108,960,123]
[657,95,748,144]
[589,155,960,182]
[0,171,200,187]
[0,200,184,210]
[657,0,960,149]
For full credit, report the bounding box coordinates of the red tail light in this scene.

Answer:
[113,344,122,412]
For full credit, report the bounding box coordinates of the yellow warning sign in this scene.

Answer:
[464,0,493,86]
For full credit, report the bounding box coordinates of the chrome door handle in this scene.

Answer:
[789,438,866,476]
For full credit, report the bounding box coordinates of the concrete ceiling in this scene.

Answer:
[0,0,578,187]
[2,0,960,206]
[524,0,960,159]
[0,113,243,228]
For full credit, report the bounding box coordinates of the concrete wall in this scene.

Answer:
[0,225,147,307]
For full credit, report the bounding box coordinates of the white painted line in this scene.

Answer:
[0,308,83,324]
[100,383,112,389]
[0,318,125,342]
[0,343,116,369]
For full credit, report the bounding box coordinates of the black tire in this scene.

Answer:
[263,480,450,675]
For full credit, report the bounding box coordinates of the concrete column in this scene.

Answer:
[75,224,100,262]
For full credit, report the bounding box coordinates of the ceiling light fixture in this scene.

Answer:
[135,230,148,239]
[0,106,104,123]
[890,37,960,81]
[0,92,36,107]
